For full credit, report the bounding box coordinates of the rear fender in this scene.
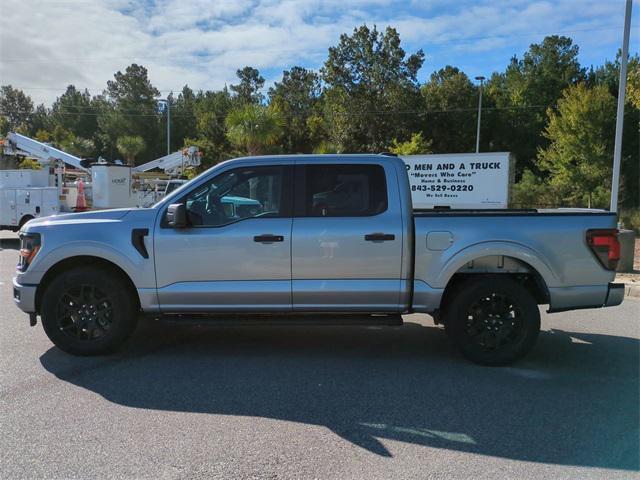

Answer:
[436,241,558,290]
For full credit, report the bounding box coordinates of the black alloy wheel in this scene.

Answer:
[464,292,525,352]
[41,266,138,355]
[443,276,541,366]
[56,284,114,341]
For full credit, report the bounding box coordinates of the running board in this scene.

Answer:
[154,313,403,326]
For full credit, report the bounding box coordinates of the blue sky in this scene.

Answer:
[1,0,638,105]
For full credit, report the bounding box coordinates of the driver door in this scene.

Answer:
[153,165,293,313]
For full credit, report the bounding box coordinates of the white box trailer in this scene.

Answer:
[0,187,60,230]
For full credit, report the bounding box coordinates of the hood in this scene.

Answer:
[22,208,134,230]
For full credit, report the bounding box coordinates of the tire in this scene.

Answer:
[18,215,34,230]
[442,276,540,366]
[40,266,138,355]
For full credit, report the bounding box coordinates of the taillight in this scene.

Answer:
[17,233,41,272]
[586,229,620,271]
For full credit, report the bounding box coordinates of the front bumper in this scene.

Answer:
[13,276,37,314]
[604,282,625,307]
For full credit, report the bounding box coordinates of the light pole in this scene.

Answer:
[474,76,485,153]
[610,0,632,212]
[159,99,171,155]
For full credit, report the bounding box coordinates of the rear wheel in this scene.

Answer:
[40,266,138,355]
[443,276,540,366]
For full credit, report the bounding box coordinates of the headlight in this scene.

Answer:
[18,233,41,272]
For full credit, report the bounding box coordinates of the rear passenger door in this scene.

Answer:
[291,160,404,312]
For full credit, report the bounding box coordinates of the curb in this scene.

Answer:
[624,284,640,298]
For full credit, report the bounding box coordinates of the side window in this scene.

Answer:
[184,166,284,227]
[302,164,387,217]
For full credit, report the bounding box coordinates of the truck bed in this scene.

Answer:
[411,209,617,313]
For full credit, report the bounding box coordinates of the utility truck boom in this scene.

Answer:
[133,147,200,175]
[3,132,88,171]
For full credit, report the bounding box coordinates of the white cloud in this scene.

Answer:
[0,0,637,106]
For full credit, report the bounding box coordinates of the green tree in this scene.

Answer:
[168,86,198,153]
[538,84,616,208]
[306,112,331,150]
[587,54,640,207]
[51,85,98,139]
[0,115,10,136]
[116,135,146,166]
[225,104,283,155]
[513,36,585,106]
[486,36,585,174]
[421,66,477,152]
[35,125,75,148]
[321,25,424,152]
[191,88,234,168]
[626,60,640,208]
[27,104,51,137]
[269,66,321,153]
[312,141,339,154]
[230,67,265,105]
[0,85,34,131]
[389,132,432,155]
[586,53,639,98]
[34,125,96,162]
[105,64,160,161]
[96,100,126,161]
[511,169,560,208]
[627,60,640,109]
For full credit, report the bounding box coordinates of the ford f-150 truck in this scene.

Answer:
[13,154,624,365]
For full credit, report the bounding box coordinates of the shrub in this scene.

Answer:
[18,158,42,170]
[620,209,640,234]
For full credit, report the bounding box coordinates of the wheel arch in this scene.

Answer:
[35,256,140,313]
[18,215,35,229]
[439,254,550,315]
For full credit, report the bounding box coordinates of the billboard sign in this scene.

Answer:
[401,152,514,209]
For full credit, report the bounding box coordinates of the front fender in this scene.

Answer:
[18,240,155,290]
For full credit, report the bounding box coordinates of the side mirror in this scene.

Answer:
[166,203,187,228]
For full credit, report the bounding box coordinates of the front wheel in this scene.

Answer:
[40,266,138,355]
[442,276,540,366]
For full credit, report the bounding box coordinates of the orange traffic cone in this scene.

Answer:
[75,179,88,211]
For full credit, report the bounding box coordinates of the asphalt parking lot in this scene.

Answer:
[1,231,638,480]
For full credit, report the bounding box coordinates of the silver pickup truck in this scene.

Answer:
[13,154,624,365]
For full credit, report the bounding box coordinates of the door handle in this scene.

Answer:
[254,234,284,243]
[365,233,395,242]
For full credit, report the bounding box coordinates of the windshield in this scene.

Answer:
[152,162,226,208]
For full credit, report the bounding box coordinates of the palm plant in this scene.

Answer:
[225,104,283,155]
[116,135,146,166]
